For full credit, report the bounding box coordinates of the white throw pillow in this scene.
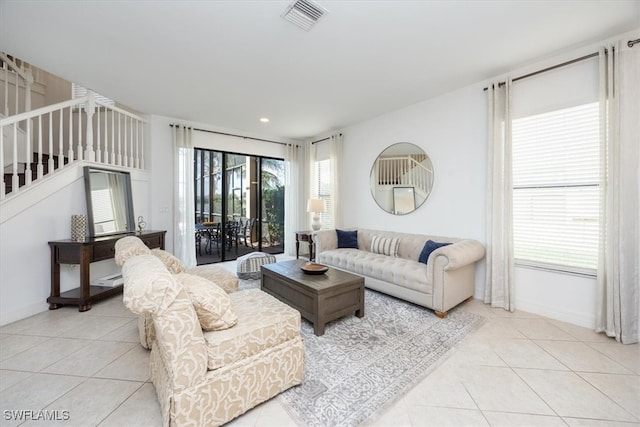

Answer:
[371,235,400,257]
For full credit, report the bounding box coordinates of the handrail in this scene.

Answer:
[0,97,87,126]
[2,92,147,200]
[0,52,31,82]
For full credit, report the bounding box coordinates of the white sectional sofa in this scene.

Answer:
[315,228,485,317]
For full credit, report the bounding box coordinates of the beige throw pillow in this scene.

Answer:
[151,248,186,274]
[371,235,400,257]
[175,273,238,331]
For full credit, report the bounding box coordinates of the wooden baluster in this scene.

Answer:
[117,112,122,166]
[103,107,109,164]
[12,124,19,192]
[68,105,74,162]
[140,122,145,169]
[24,118,32,186]
[123,114,128,167]
[84,92,95,162]
[37,115,43,179]
[0,125,4,199]
[48,111,54,174]
[111,108,115,165]
[58,108,64,169]
[77,101,83,161]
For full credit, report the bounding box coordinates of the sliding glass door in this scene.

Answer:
[194,149,284,264]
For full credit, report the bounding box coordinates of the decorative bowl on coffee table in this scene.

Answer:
[300,262,329,275]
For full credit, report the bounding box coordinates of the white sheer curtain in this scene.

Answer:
[596,40,640,344]
[173,125,196,268]
[484,80,515,311]
[328,133,343,228]
[284,143,306,256]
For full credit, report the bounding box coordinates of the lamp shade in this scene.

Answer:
[307,198,326,213]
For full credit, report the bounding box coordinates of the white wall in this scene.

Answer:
[336,33,640,329]
[340,83,488,297]
[0,162,151,325]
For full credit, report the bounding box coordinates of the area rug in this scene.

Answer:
[238,280,484,427]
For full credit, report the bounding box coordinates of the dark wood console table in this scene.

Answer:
[295,231,315,261]
[48,230,166,312]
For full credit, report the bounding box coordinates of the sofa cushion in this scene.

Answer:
[175,273,238,331]
[318,248,431,294]
[203,289,301,370]
[371,235,400,257]
[185,265,239,293]
[151,248,186,274]
[418,240,452,264]
[337,229,358,248]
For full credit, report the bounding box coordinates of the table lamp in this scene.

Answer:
[307,198,326,231]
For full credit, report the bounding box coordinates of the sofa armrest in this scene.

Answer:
[440,239,486,271]
[426,239,485,277]
[315,229,338,254]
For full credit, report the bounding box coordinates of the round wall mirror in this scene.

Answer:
[369,142,434,215]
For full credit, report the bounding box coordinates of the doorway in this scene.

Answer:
[194,149,285,264]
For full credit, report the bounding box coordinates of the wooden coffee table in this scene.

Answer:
[261,259,365,336]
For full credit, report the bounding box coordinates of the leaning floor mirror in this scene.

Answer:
[370,142,434,215]
[84,166,135,237]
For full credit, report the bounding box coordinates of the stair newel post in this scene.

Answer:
[96,104,101,163]
[48,111,54,173]
[84,92,95,162]
[37,115,43,179]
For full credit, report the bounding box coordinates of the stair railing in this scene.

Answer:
[1,92,146,200]
[376,155,433,195]
[1,52,34,118]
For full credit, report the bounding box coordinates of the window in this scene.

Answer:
[71,83,115,107]
[511,57,600,275]
[313,158,333,230]
[512,101,600,274]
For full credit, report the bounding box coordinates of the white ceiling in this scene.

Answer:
[1,1,638,141]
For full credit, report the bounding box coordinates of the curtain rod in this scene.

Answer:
[311,133,343,144]
[483,51,600,91]
[629,38,640,48]
[169,124,291,146]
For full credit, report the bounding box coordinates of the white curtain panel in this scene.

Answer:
[329,133,343,228]
[596,40,640,344]
[172,125,196,268]
[284,143,305,256]
[307,140,317,230]
[484,80,515,312]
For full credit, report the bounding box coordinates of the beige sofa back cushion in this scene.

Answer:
[358,229,462,261]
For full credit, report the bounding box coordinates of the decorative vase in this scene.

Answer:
[71,214,87,242]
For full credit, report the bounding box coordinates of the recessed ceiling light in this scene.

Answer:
[260,117,270,123]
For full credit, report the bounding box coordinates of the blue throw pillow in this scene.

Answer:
[418,240,451,264]
[336,229,358,249]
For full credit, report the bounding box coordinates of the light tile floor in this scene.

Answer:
[1,263,638,426]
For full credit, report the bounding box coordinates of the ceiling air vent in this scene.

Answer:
[282,0,327,31]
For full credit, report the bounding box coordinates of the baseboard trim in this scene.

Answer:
[515,297,595,329]
[0,301,49,327]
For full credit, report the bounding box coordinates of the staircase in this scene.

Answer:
[0,51,147,201]
[375,154,433,197]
